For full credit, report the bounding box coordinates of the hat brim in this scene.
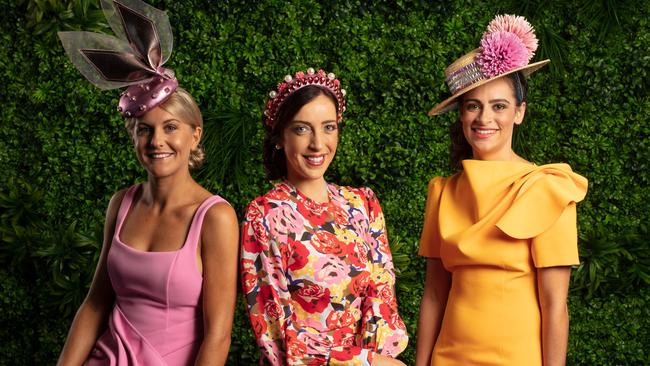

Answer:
[428,59,550,116]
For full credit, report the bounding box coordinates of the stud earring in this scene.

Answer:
[275,144,282,150]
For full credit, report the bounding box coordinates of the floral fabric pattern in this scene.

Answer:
[241,182,408,365]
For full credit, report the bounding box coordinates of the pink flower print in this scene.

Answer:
[267,204,304,243]
[265,255,287,292]
[380,332,404,357]
[299,331,332,357]
[314,255,349,285]
[350,209,369,236]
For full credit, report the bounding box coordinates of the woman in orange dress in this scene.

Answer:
[415,15,588,366]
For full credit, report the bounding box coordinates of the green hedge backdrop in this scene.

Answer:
[1,0,649,364]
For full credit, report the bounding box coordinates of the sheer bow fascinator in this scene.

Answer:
[58,0,177,118]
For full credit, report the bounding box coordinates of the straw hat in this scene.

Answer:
[429,15,550,116]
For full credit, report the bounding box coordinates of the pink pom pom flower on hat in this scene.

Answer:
[477,31,530,78]
[477,14,539,78]
[486,14,538,57]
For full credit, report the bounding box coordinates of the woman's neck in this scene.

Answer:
[473,148,529,163]
[142,171,197,210]
[287,177,329,203]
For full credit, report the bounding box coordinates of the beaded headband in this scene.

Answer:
[58,0,177,118]
[263,68,347,128]
[429,14,550,116]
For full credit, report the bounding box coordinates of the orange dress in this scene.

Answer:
[419,160,588,366]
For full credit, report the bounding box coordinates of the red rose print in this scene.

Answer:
[297,203,328,226]
[330,204,349,226]
[379,303,392,324]
[346,241,369,268]
[327,309,357,329]
[264,299,283,320]
[330,344,361,361]
[311,231,347,255]
[240,258,258,293]
[332,327,356,347]
[348,271,370,297]
[292,281,330,313]
[250,313,267,336]
[286,328,307,360]
[378,282,395,305]
[256,285,282,320]
[287,240,309,271]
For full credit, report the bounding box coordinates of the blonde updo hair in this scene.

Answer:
[125,87,205,170]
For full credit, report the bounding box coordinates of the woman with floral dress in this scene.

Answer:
[240,68,408,365]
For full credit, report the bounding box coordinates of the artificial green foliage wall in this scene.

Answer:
[1,0,648,364]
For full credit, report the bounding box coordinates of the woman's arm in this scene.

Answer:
[57,190,124,366]
[538,266,572,366]
[194,202,239,366]
[415,258,451,366]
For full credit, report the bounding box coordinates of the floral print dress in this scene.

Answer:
[241,182,408,365]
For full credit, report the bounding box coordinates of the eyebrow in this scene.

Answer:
[290,119,337,125]
[464,98,511,104]
[138,118,180,126]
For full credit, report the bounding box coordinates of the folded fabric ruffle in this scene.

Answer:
[496,164,588,239]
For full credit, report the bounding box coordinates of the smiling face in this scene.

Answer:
[132,106,201,179]
[280,94,338,190]
[459,76,526,161]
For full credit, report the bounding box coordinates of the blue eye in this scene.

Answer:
[164,124,178,132]
[324,123,338,132]
[292,125,309,134]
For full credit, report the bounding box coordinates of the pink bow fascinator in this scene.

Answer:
[58,0,177,118]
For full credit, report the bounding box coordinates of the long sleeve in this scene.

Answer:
[358,188,409,358]
[241,200,292,365]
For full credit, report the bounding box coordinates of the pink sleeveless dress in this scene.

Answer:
[85,184,228,365]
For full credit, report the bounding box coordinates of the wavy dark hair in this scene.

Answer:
[449,71,528,170]
[263,85,340,180]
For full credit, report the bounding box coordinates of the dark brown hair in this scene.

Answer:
[263,85,339,180]
[449,71,528,169]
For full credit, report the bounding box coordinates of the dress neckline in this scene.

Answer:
[115,184,216,254]
[276,181,339,210]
